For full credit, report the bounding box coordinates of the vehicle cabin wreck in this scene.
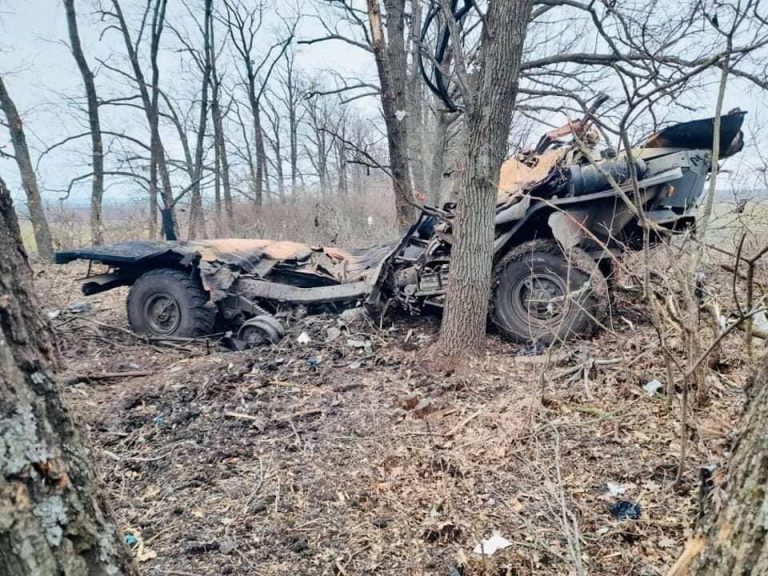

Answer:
[56,108,746,346]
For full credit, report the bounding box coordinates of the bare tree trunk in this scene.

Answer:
[286,54,300,196]
[213,151,222,235]
[64,0,105,245]
[211,93,232,224]
[367,0,414,231]
[335,124,349,196]
[0,177,136,576]
[681,355,768,575]
[110,0,176,239]
[406,0,426,196]
[260,118,272,203]
[209,21,233,226]
[428,107,451,205]
[439,0,533,353]
[188,0,213,240]
[264,99,286,203]
[0,76,54,261]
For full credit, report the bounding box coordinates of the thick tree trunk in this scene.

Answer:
[684,356,768,575]
[0,177,136,575]
[64,0,105,245]
[0,76,54,262]
[368,0,414,232]
[439,0,533,353]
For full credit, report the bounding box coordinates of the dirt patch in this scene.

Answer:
[39,260,752,576]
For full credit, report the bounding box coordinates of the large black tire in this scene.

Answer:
[127,268,216,338]
[490,240,608,344]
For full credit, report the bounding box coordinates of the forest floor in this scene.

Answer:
[38,252,757,576]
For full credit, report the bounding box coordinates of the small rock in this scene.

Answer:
[340,307,368,324]
[67,302,92,314]
[326,326,342,342]
[399,394,420,410]
[412,398,434,417]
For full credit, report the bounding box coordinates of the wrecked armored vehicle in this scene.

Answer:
[56,108,746,345]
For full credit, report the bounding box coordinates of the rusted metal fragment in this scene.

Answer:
[188,239,314,270]
[57,238,398,304]
[497,149,565,201]
[235,278,370,304]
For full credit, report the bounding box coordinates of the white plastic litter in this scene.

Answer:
[472,533,513,556]
[296,332,311,345]
[606,482,627,497]
[643,379,663,396]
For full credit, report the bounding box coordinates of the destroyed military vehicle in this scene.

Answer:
[56,107,746,346]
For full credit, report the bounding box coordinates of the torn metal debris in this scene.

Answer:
[57,104,746,346]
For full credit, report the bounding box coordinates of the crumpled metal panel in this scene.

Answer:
[56,238,396,303]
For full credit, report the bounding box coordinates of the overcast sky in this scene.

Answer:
[0,0,377,207]
[1,0,766,211]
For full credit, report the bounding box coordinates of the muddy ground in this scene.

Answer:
[37,256,754,576]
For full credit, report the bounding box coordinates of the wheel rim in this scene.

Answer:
[239,325,268,347]
[144,293,181,335]
[511,271,567,327]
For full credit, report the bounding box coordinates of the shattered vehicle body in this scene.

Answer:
[56,108,746,345]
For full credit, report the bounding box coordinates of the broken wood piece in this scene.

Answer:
[445,409,482,437]
[63,370,152,384]
[224,411,263,421]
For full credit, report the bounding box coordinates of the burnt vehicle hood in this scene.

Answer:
[644,110,746,157]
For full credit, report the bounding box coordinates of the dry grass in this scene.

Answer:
[38,248,759,575]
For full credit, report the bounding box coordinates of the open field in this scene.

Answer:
[39,230,764,574]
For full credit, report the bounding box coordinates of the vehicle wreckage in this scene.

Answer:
[56,106,746,346]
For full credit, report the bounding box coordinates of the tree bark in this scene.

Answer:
[110,0,176,239]
[685,356,768,575]
[428,107,451,205]
[439,0,533,353]
[0,177,136,575]
[64,0,105,245]
[0,76,54,262]
[406,0,426,196]
[187,0,213,240]
[209,18,233,227]
[284,52,300,196]
[367,0,414,232]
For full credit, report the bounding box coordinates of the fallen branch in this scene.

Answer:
[63,370,153,385]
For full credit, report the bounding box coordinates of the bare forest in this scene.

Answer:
[3,1,768,575]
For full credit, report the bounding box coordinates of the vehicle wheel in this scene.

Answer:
[490,240,608,344]
[127,268,216,338]
[237,315,285,348]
